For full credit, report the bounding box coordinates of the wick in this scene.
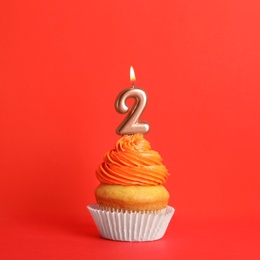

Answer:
[131,82,135,88]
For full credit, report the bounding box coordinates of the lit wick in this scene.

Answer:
[130,66,136,88]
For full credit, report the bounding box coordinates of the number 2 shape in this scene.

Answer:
[115,88,150,135]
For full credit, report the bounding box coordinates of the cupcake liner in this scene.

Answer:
[87,203,175,242]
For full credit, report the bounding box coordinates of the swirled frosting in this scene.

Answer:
[96,134,169,185]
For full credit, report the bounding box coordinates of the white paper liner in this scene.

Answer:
[87,203,175,242]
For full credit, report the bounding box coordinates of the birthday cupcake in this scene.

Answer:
[87,66,174,241]
[88,134,174,241]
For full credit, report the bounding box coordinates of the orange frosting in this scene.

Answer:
[96,134,169,185]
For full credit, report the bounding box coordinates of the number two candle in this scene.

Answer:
[115,66,150,135]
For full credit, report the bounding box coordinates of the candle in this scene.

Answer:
[115,66,150,135]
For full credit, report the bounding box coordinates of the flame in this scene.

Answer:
[130,66,136,83]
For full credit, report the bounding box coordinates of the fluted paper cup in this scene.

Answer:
[87,203,175,242]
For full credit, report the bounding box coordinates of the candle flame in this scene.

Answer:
[130,66,136,84]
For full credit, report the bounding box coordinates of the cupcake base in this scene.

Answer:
[87,203,175,242]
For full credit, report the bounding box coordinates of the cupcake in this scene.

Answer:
[88,134,174,241]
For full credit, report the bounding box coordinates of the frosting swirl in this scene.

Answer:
[96,134,169,185]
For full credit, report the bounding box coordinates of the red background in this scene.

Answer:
[1,0,260,259]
